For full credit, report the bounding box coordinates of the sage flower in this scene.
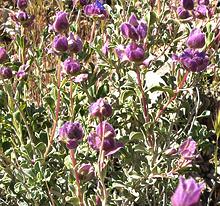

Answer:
[171,176,204,206]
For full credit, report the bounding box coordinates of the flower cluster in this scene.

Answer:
[116,14,147,63]
[177,0,212,19]
[88,121,123,156]
[88,99,123,156]
[59,122,84,149]
[174,28,209,72]
[11,0,34,27]
[171,176,204,206]
[52,11,84,77]
[89,98,112,118]
[84,0,108,19]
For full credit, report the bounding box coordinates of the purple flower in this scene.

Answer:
[16,70,27,80]
[120,14,147,41]
[73,73,88,83]
[0,67,13,79]
[89,98,112,118]
[181,0,194,10]
[53,35,68,53]
[17,0,28,10]
[178,49,209,72]
[198,0,209,5]
[187,28,205,49]
[125,42,145,63]
[62,57,80,75]
[194,5,208,19]
[0,48,8,64]
[120,23,139,41]
[115,45,128,61]
[177,6,191,19]
[87,122,123,156]
[59,122,84,144]
[84,0,108,18]
[53,11,69,33]
[11,11,34,27]
[178,138,197,160]
[68,32,83,53]
[137,20,148,39]
[78,163,95,181]
[66,139,79,149]
[171,176,204,206]
[128,13,139,27]
[96,121,116,138]
[87,132,101,150]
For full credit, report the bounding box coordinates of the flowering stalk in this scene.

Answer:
[97,118,108,206]
[155,70,189,121]
[44,62,61,159]
[69,149,84,206]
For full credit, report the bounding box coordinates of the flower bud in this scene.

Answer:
[137,20,147,39]
[125,42,145,63]
[12,11,34,27]
[194,5,208,19]
[128,13,139,27]
[59,122,84,141]
[17,0,28,10]
[178,138,197,160]
[53,35,68,53]
[53,11,69,33]
[98,121,116,137]
[66,139,78,149]
[84,1,108,18]
[178,49,209,72]
[177,6,190,19]
[68,32,83,53]
[0,48,8,64]
[78,163,95,181]
[73,73,88,83]
[187,28,205,49]
[96,121,116,138]
[16,70,27,80]
[89,98,112,118]
[120,23,139,41]
[181,0,194,10]
[198,0,209,5]
[62,57,80,75]
[0,67,13,79]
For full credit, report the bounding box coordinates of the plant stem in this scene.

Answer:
[135,67,149,123]
[89,21,96,43]
[44,62,61,159]
[155,71,189,122]
[69,149,84,206]
[97,119,108,206]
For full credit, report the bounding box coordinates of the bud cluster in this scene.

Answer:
[174,28,209,72]
[11,0,34,27]
[116,14,147,63]
[177,0,212,19]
